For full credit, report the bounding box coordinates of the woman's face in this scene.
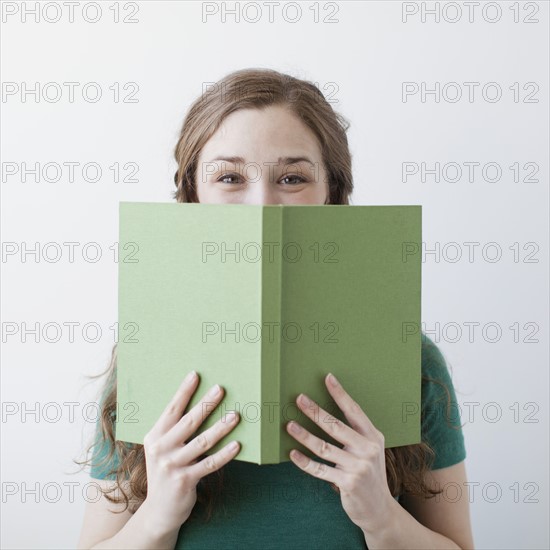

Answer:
[195,105,329,205]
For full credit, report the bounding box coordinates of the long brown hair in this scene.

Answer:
[77,68,458,521]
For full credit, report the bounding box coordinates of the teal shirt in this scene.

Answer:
[90,334,466,549]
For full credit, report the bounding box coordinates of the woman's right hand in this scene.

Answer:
[141,370,240,535]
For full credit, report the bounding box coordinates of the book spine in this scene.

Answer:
[260,206,283,464]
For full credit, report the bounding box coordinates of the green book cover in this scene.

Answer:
[115,202,422,465]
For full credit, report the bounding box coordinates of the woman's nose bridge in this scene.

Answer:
[250,171,278,204]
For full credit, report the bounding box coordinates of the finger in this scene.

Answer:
[286,420,353,468]
[149,370,200,438]
[163,383,225,447]
[288,449,344,486]
[174,411,240,465]
[325,373,380,438]
[186,439,241,483]
[296,393,361,448]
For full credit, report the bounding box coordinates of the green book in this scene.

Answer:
[115,202,422,465]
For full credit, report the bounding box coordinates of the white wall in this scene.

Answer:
[1,1,548,548]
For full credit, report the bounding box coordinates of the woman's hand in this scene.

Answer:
[285,372,395,534]
[142,370,240,536]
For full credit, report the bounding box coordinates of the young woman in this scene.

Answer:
[77,68,474,549]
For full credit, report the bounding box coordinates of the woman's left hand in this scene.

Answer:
[286,372,396,534]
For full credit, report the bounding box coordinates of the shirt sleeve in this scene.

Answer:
[420,333,467,470]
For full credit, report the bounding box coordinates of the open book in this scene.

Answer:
[115,202,422,465]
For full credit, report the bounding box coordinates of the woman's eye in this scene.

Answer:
[280,175,306,185]
[217,173,242,184]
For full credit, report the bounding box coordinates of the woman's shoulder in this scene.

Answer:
[419,332,467,469]
[421,332,448,372]
[420,332,458,393]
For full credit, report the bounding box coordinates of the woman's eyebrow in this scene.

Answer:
[206,156,316,167]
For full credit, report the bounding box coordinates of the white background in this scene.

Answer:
[1,1,548,548]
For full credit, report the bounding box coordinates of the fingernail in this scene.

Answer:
[225,411,238,423]
[290,449,306,463]
[299,393,312,406]
[185,370,197,382]
[328,373,339,387]
[209,384,222,396]
[288,421,302,433]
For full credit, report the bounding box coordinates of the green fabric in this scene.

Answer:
[89,333,466,548]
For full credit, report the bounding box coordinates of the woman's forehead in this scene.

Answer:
[200,107,323,161]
